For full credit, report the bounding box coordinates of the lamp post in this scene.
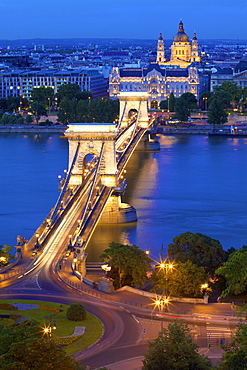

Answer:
[43,322,57,338]
[68,234,72,250]
[158,260,174,300]
[101,263,111,276]
[154,295,169,330]
[35,233,39,249]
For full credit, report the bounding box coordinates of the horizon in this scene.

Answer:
[0,0,246,41]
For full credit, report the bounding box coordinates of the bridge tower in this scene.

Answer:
[118,92,149,129]
[64,123,137,224]
[65,123,118,187]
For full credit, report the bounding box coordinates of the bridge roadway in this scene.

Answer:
[0,118,236,369]
[6,123,150,281]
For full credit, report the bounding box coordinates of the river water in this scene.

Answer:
[0,133,246,261]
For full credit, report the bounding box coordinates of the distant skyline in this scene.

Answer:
[0,0,246,41]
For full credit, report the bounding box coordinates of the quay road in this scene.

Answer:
[1,258,238,369]
[0,119,240,368]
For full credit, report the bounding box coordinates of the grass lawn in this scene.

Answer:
[0,299,103,354]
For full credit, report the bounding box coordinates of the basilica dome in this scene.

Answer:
[173,20,189,42]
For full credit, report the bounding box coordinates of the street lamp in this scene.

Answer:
[158,259,174,298]
[101,263,111,276]
[43,323,57,337]
[35,233,39,249]
[153,295,170,329]
[68,234,73,250]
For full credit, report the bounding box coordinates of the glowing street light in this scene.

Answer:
[158,259,174,298]
[101,263,111,275]
[35,233,39,249]
[153,295,170,329]
[43,323,57,337]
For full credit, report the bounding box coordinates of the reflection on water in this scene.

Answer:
[1,133,247,261]
[87,134,247,260]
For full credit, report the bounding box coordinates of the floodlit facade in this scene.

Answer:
[109,20,201,107]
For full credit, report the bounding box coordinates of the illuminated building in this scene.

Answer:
[0,68,107,99]
[109,20,201,107]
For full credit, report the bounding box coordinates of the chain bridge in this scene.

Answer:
[18,92,159,277]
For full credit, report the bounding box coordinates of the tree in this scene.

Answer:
[6,96,21,113]
[160,261,208,298]
[180,92,198,110]
[25,114,33,124]
[215,247,247,297]
[214,81,243,105]
[168,92,176,112]
[56,83,91,103]
[0,320,83,370]
[30,86,54,109]
[100,242,152,289]
[207,96,228,125]
[174,96,190,121]
[0,244,14,267]
[67,303,86,321]
[142,321,211,370]
[217,322,247,370]
[159,100,168,110]
[200,91,213,110]
[168,232,224,276]
[30,101,47,123]
[57,97,119,124]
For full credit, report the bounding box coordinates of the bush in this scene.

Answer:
[0,303,18,310]
[66,303,86,321]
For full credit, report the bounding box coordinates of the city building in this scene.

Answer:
[210,60,247,91]
[0,68,108,99]
[109,20,203,107]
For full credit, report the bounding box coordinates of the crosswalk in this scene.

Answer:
[206,325,233,346]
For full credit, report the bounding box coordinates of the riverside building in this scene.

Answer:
[109,20,203,108]
[0,68,107,99]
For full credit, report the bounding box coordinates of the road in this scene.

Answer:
[1,256,237,369]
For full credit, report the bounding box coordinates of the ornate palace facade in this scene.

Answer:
[109,20,202,107]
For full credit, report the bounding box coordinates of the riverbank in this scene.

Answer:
[0,124,67,133]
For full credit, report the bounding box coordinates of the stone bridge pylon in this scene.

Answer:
[118,91,149,128]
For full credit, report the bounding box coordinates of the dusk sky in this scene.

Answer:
[0,0,246,41]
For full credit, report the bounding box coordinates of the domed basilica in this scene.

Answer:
[109,20,202,108]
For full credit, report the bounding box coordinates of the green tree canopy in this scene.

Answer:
[207,96,228,125]
[168,261,208,298]
[30,86,54,108]
[159,100,168,110]
[217,322,247,370]
[216,247,247,297]
[100,242,153,289]
[30,101,47,123]
[57,97,119,124]
[56,83,91,103]
[168,232,224,276]
[174,96,190,121]
[0,244,14,266]
[168,92,176,112]
[213,81,243,104]
[142,321,211,370]
[0,320,83,370]
[180,92,198,110]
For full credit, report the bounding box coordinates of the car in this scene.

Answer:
[65,251,70,257]
[31,251,37,258]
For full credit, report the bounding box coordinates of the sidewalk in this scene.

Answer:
[60,258,240,320]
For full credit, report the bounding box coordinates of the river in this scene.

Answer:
[0,132,246,261]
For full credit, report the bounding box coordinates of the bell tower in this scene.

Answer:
[156,33,166,64]
[191,31,201,62]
